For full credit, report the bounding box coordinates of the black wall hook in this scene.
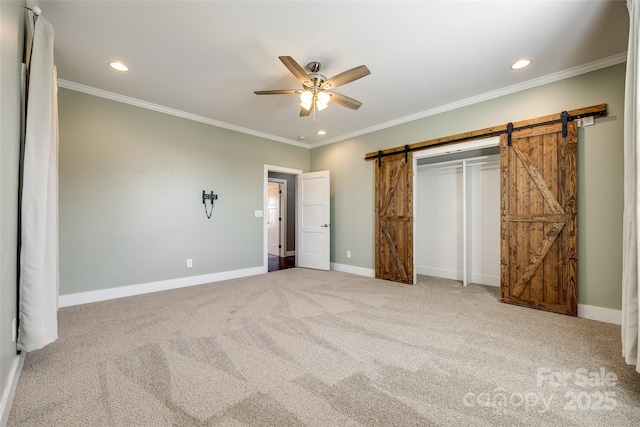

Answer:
[202,190,218,219]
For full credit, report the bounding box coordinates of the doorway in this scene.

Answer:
[264,165,332,272]
[265,166,300,272]
[267,180,285,257]
[267,176,295,272]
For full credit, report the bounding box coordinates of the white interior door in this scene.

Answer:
[267,182,280,256]
[297,171,330,270]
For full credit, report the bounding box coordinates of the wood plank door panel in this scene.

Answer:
[500,121,577,315]
[375,153,414,284]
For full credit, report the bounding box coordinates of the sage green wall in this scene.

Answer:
[311,63,625,311]
[58,89,309,295]
[0,0,23,412]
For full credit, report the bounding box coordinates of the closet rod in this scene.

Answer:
[418,157,496,170]
[364,103,607,162]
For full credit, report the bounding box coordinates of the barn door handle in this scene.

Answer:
[321,224,330,227]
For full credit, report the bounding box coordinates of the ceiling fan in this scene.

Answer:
[254,56,371,117]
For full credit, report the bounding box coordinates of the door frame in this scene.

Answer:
[412,136,500,284]
[263,165,302,272]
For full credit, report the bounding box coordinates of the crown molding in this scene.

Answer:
[56,79,310,149]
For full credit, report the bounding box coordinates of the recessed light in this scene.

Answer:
[510,59,531,70]
[317,130,327,135]
[109,61,128,72]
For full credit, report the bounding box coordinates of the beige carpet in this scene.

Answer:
[7,269,640,426]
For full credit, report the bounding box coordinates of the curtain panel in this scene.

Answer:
[17,10,59,352]
[622,0,640,373]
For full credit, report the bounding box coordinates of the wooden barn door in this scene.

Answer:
[375,152,414,284]
[500,121,577,315]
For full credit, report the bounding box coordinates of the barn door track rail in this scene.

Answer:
[365,104,607,163]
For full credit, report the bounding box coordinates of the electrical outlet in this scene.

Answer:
[347,250,351,258]
[186,259,193,268]
[12,318,16,342]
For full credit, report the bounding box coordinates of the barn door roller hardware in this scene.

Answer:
[376,145,410,167]
[508,111,573,145]
[561,111,570,137]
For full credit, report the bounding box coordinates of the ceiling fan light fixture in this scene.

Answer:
[300,90,313,110]
[300,101,312,110]
[316,91,330,110]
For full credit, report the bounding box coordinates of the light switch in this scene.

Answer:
[255,210,264,217]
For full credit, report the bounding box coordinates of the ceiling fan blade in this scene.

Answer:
[254,89,301,95]
[329,92,363,110]
[279,56,310,84]
[300,102,314,117]
[323,65,370,89]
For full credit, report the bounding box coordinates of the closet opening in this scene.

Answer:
[413,137,500,287]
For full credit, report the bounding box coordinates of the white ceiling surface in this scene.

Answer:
[40,1,629,147]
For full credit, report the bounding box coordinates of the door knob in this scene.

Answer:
[321,224,329,227]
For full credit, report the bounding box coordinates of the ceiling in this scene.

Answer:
[37,0,629,147]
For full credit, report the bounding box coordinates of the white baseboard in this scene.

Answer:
[415,266,462,281]
[58,266,266,307]
[415,267,500,287]
[334,264,500,286]
[331,263,375,277]
[471,274,500,287]
[578,304,622,325]
[0,352,25,427]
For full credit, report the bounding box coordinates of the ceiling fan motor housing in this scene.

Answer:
[305,62,328,88]
[307,61,321,73]
[307,74,328,89]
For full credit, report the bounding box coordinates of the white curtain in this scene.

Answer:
[17,11,59,352]
[623,0,640,373]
